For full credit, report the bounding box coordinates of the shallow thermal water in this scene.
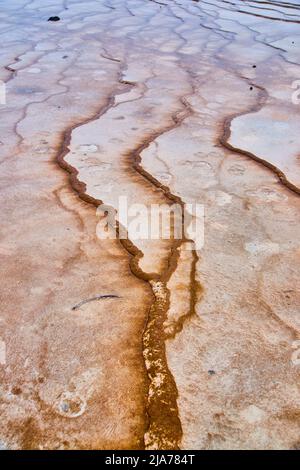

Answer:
[0,0,300,450]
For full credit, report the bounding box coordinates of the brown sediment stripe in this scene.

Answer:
[220,82,300,197]
[56,72,201,449]
[164,246,202,341]
[123,95,202,449]
[55,76,152,449]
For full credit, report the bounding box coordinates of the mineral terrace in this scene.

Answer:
[0,0,300,450]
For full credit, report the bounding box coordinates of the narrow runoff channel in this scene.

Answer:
[57,66,201,449]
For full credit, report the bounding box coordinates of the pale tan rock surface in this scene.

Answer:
[0,0,300,450]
